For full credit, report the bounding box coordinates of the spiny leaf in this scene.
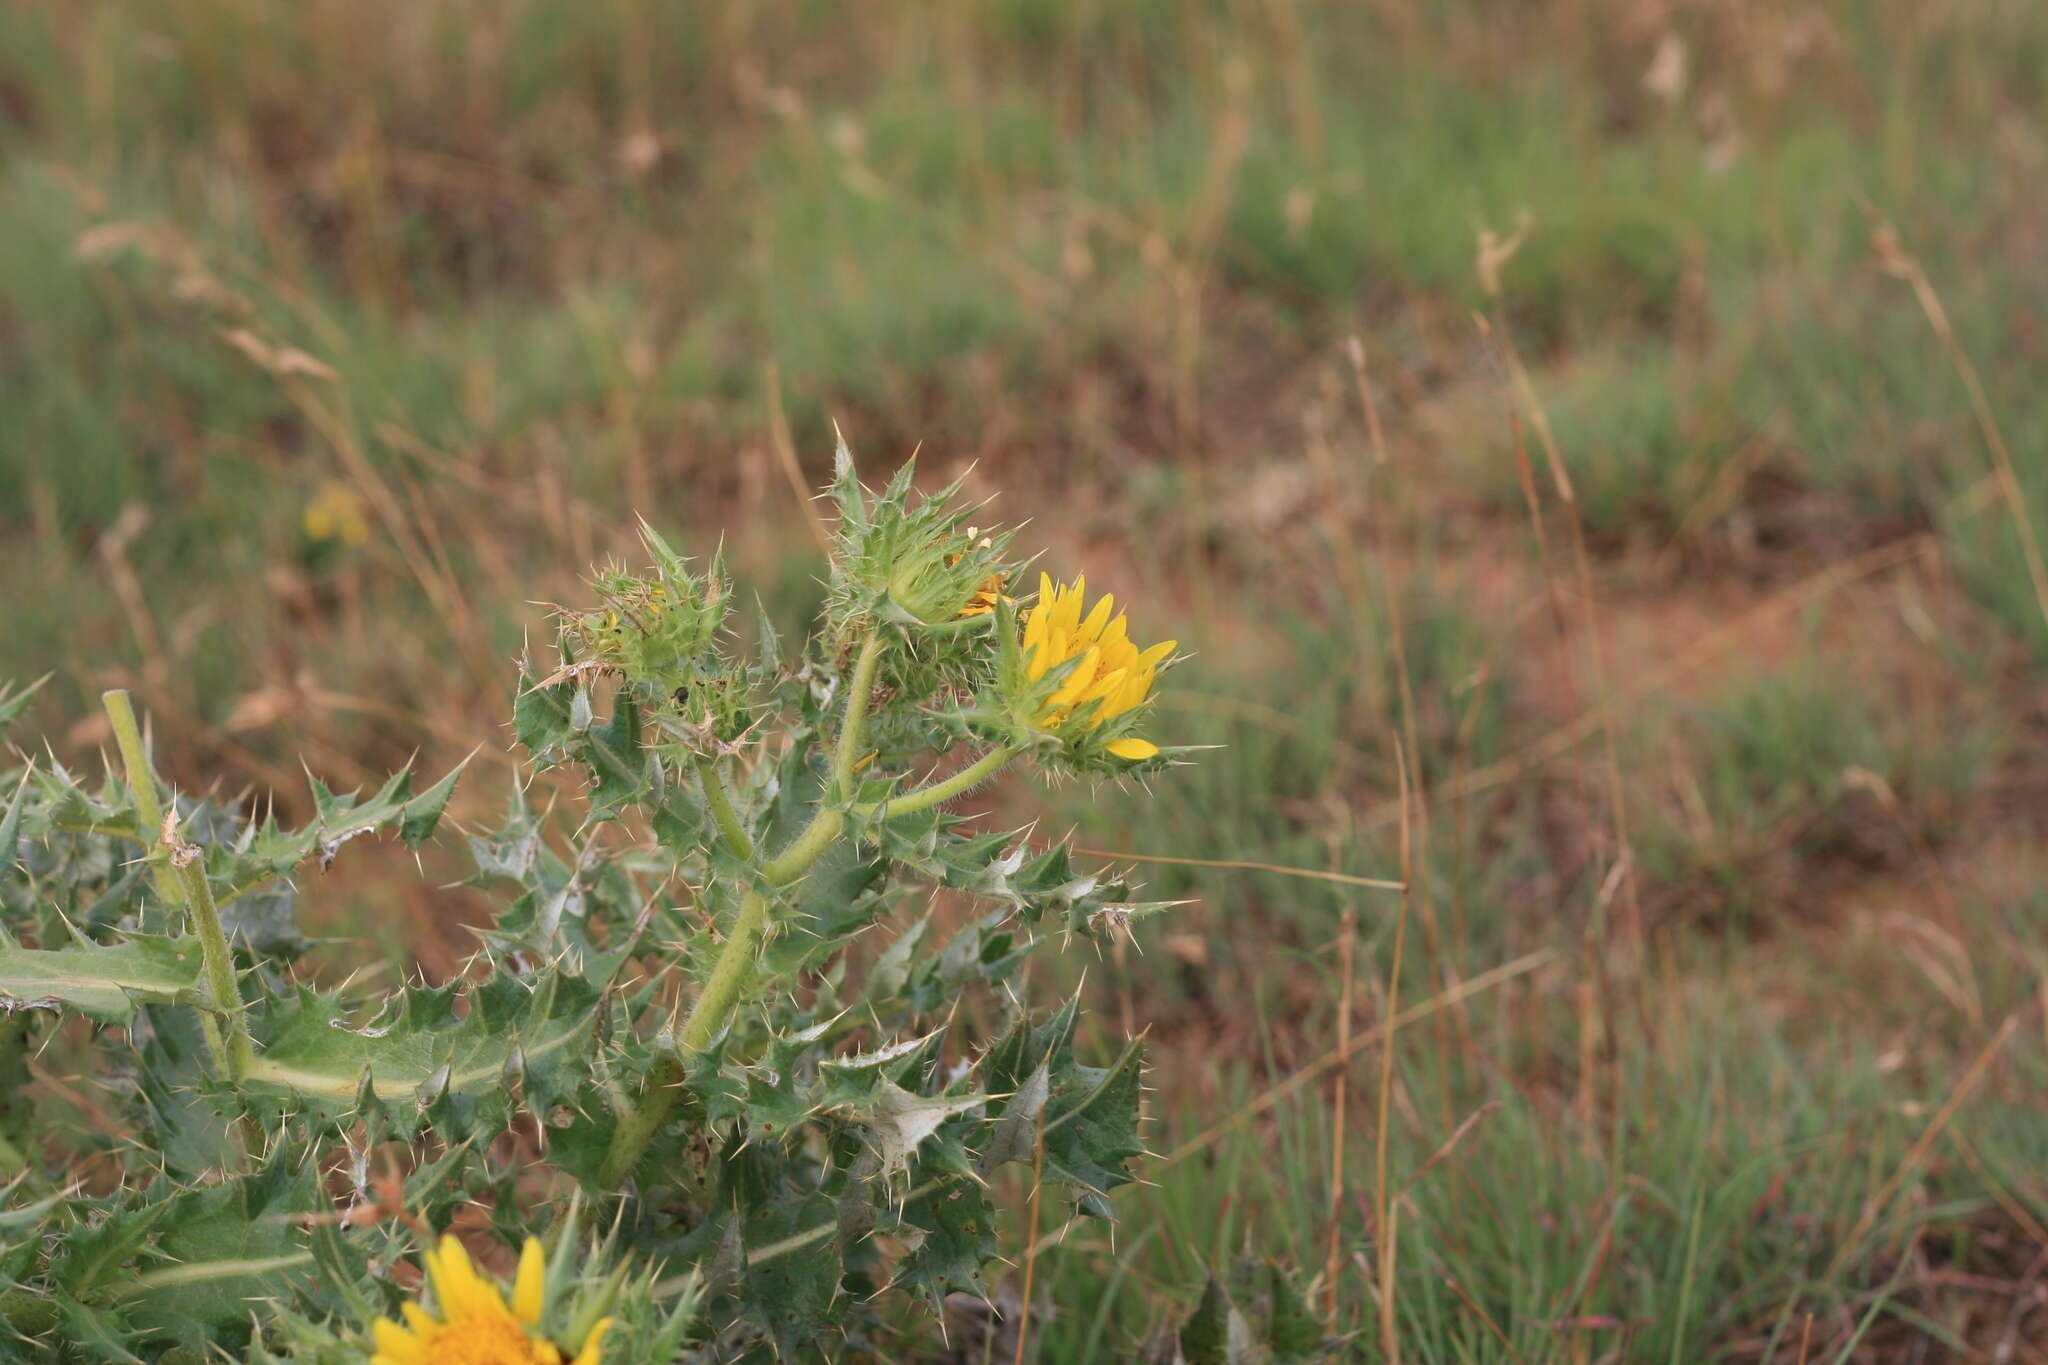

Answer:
[1180,1275,1251,1365]
[0,938,208,1025]
[833,1080,988,1181]
[1262,1261,1325,1361]
[55,1202,175,1297]
[1043,1035,1146,1215]
[104,1157,324,1347]
[0,772,28,877]
[135,1005,241,1179]
[0,678,46,735]
[977,1060,1050,1174]
[740,1192,841,1358]
[242,970,601,1141]
[200,759,467,937]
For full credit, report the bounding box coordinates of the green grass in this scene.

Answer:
[6,0,2048,1358]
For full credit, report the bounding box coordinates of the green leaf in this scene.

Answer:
[204,759,467,927]
[106,1158,322,1347]
[0,938,208,1025]
[55,1202,174,1297]
[0,678,46,735]
[894,1180,997,1306]
[514,664,579,759]
[586,693,648,818]
[741,1192,841,1357]
[1263,1261,1325,1361]
[1043,1035,1146,1215]
[1180,1276,1250,1365]
[0,772,28,877]
[52,1297,147,1362]
[757,842,889,977]
[398,761,465,848]
[977,1061,1050,1174]
[242,971,601,1141]
[833,1080,987,1181]
[135,1005,242,1178]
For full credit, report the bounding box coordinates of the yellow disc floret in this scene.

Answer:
[370,1235,610,1365]
[1022,573,1174,760]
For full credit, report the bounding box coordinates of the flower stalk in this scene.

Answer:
[831,632,886,800]
[695,756,755,862]
[601,630,884,1188]
[856,745,1019,820]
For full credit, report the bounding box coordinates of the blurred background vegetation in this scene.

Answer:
[5,1,2048,1359]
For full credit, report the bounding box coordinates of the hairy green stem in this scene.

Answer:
[602,637,1012,1188]
[171,854,255,1082]
[831,633,886,800]
[101,690,178,905]
[856,746,1019,820]
[104,691,263,1157]
[174,851,267,1157]
[104,691,230,1076]
[599,800,848,1186]
[695,757,755,862]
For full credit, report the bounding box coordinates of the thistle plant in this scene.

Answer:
[0,450,1183,1362]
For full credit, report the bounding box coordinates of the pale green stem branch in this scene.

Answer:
[831,633,886,800]
[856,746,1019,820]
[603,632,996,1188]
[170,853,255,1083]
[695,757,755,863]
[101,691,178,905]
[104,690,262,1158]
[104,691,225,1074]
[599,802,847,1187]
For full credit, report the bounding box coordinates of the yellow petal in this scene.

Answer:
[1023,590,1049,652]
[1080,667,1127,706]
[513,1236,546,1325]
[400,1302,439,1335]
[1137,640,1177,670]
[1049,645,1101,707]
[372,1319,424,1365]
[573,1318,614,1365]
[436,1235,509,1321]
[1026,631,1057,682]
[1053,577,1083,633]
[1107,737,1159,761]
[1079,592,1114,641]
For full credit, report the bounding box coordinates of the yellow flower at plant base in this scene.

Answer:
[371,1235,609,1365]
[1023,573,1174,761]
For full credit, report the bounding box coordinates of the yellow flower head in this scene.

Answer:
[303,480,371,548]
[1022,573,1174,761]
[372,1235,610,1365]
